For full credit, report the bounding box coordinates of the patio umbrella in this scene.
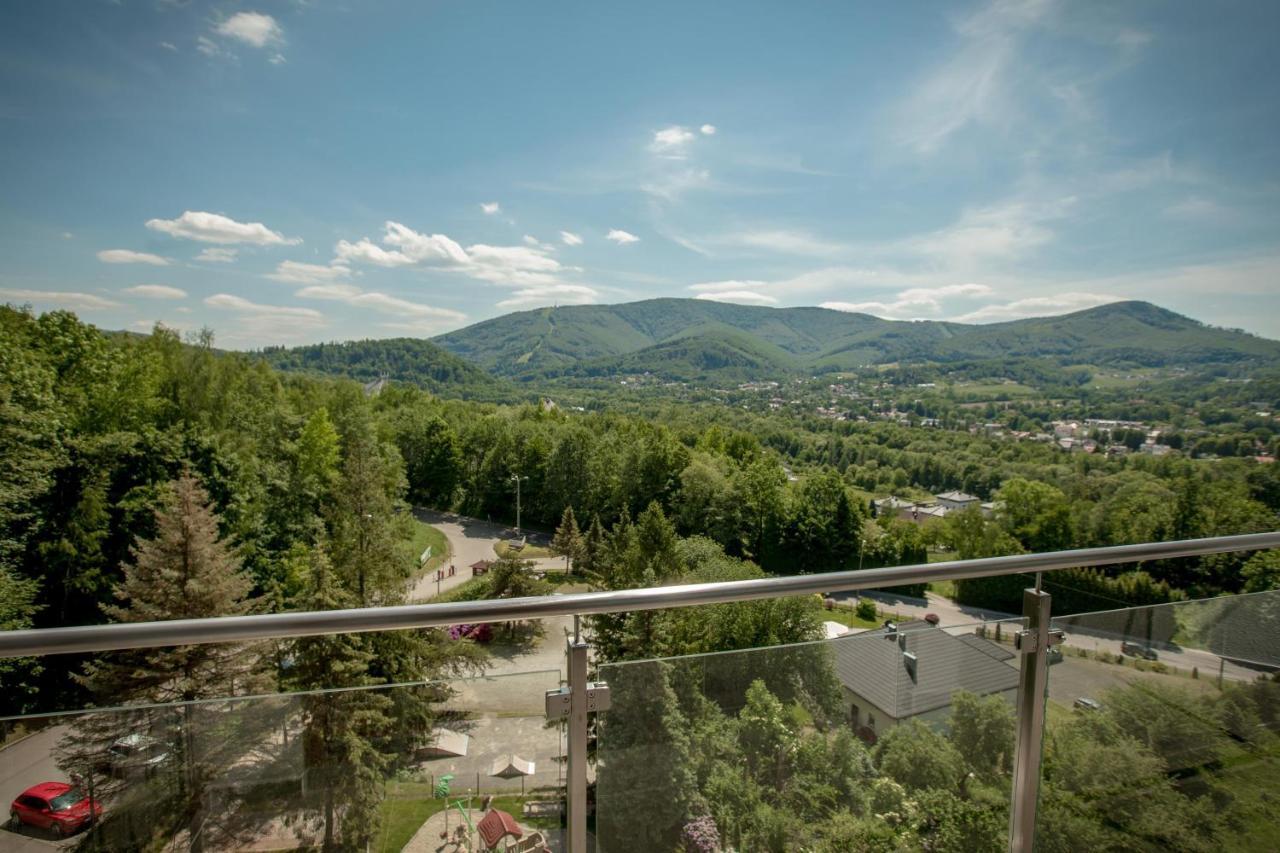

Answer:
[490,754,535,793]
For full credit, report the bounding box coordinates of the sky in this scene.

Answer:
[1,0,1279,348]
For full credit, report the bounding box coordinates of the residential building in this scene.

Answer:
[830,622,1019,740]
[935,491,980,512]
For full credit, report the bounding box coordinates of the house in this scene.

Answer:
[898,504,949,524]
[873,496,915,517]
[829,622,1019,741]
[935,491,980,512]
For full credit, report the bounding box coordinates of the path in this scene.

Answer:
[0,725,77,852]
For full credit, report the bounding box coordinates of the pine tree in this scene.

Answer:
[290,544,392,852]
[329,425,410,605]
[68,472,263,851]
[579,514,606,580]
[552,505,583,571]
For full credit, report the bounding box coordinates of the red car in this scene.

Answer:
[9,782,101,837]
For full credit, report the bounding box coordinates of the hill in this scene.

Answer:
[255,337,509,398]
[431,299,1280,380]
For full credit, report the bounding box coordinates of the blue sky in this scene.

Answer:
[2,0,1278,348]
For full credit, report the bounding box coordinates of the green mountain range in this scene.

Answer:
[430,299,1280,381]
[256,337,506,397]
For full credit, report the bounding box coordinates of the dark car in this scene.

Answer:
[1120,641,1159,661]
[9,782,102,837]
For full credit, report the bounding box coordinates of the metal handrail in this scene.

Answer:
[2,531,1278,659]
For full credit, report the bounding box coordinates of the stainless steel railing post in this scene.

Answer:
[567,639,589,853]
[1009,587,1052,853]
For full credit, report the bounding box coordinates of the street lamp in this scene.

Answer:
[510,473,528,534]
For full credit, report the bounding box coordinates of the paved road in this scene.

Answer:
[0,725,76,852]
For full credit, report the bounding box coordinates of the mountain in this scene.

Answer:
[432,299,1280,380]
[255,337,508,396]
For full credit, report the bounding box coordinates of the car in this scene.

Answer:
[8,782,102,837]
[106,733,169,778]
[1120,640,1159,661]
[1073,697,1102,712]
[1047,646,1064,665]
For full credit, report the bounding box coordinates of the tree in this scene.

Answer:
[71,472,263,852]
[552,505,583,571]
[596,661,698,850]
[290,544,391,851]
[1242,549,1280,592]
[737,680,797,789]
[874,719,966,792]
[947,692,1014,780]
[996,478,1073,552]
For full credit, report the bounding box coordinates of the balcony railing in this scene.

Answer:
[1,531,1278,852]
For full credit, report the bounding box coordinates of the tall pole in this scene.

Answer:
[567,640,588,853]
[1009,587,1052,853]
[510,474,527,534]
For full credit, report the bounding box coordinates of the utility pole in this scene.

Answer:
[510,473,528,534]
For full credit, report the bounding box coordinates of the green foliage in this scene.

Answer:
[874,719,967,792]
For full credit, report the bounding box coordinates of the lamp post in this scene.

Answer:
[510,473,528,534]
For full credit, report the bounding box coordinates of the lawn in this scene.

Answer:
[405,518,449,576]
[821,607,885,631]
[495,540,556,559]
[1215,743,1280,851]
[375,782,446,853]
[374,788,557,852]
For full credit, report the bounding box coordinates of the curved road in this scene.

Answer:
[407,509,563,602]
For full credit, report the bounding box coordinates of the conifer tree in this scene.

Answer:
[552,505,583,571]
[290,544,392,852]
[69,472,263,851]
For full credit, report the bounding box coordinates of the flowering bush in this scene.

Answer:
[681,815,721,853]
[447,623,494,643]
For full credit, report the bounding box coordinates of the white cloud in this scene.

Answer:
[480,202,501,215]
[159,41,177,52]
[560,231,583,246]
[334,238,414,268]
[0,289,120,311]
[196,247,238,263]
[269,53,286,66]
[700,124,717,136]
[215,12,283,48]
[124,284,187,299]
[651,126,697,155]
[382,222,470,264]
[497,284,599,309]
[522,235,555,250]
[295,283,465,322]
[694,290,778,306]
[97,249,170,266]
[606,229,639,245]
[265,260,352,284]
[905,199,1065,269]
[821,283,993,318]
[146,211,300,245]
[61,232,73,239]
[950,292,1120,323]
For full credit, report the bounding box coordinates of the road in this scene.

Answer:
[407,509,562,602]
[0,725,76,852]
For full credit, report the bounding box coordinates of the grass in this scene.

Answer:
[1215,743,1280,851]
[821,607,884,631]
[405,519,450,575]
[375,782,447,853]
[495,540,556,559]
[928,578,957,597]
[374,788,557,852]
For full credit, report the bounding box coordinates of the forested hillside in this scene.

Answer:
[255,336,509,398]
[430,298,1280,381]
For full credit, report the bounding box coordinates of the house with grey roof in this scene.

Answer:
[935,491,981,511]
[829,621,1019,740]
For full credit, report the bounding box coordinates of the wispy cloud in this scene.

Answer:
[651,126,697,157]
[265,260,352,285]
[97,249,169,266]
[821,283,993,318]
[147,211,300,245]
[560,231,583,246]
[480,201,501,215]
[196,247,237,263]
[606,229,640,244]
[950,291,1119,322]
[497,284,599,309]
[203,293,325,341]
[124,284,187,299]
[0,289,120,310]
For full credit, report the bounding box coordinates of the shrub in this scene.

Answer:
[855,599,877,621]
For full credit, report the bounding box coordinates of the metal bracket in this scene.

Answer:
[1014,628,1064,654]
[544,682,610,720]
